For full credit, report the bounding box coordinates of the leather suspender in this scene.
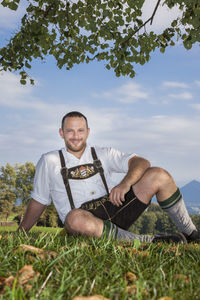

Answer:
[91,147,109,195]
[59,147,109,210]
[59,150,75,209]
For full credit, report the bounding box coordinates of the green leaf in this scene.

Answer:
[25,61,31,69]
[9,2,18,11]
[20,79,26,85]
[171,20,178,27]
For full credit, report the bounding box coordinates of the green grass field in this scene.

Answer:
[0,227,200,300]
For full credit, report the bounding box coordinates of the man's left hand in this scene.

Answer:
[109,182,130,207]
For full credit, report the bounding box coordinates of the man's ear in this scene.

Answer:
[59,128,64,139]
[87,128,90,137]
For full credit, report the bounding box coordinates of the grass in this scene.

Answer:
[0,227,200,300]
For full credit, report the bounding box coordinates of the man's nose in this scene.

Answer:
[73,131,79,138]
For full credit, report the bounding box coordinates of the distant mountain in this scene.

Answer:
[180,180,200,215]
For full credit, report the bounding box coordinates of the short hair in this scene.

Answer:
[61,111,88,129]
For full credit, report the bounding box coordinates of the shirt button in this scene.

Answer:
[90,191,96,196]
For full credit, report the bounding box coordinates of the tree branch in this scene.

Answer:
[121,0,161,47]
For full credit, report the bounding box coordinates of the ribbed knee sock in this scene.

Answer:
[102,220,153,243]
[158,188,196,235]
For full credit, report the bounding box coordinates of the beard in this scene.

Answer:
[66,139,87,153]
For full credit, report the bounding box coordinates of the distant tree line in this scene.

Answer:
[0,163,200,232]
[0,163,62,227]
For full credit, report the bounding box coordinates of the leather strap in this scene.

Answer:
[59,150,75,210]
[59,147,109,210]
[91,147,109,195]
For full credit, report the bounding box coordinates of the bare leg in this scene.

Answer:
[64,208,154,242]
[132,167,177,204]
[132,167,196,235]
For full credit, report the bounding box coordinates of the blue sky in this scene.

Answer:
[0,1,200,187]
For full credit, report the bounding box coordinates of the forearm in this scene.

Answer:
[18,198,46,232]
[109,156,150,206]
[120,156,151,188]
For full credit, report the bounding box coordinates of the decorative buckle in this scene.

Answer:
[60,167,68,177]
[93,159,102,170]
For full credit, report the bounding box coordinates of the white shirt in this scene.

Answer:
[31,144,136,223]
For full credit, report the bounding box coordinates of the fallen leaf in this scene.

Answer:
[174,274,190,284]
[0,265,39,294]
[158,297,173,300]
[124,272,137,283]
[16,244,57,259]
[128,248,150,257]
[25,284,32,291]
[125,284,137,295]
[0,275,14,289]
[17,265,39,285]
[0,235,2,240]
[71,295,110,300]
[168,246,182,255]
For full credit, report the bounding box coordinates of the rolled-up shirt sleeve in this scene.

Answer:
[102,147,136,173]
[31,155,52,205]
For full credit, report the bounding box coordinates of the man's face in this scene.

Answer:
[59,116,90,155]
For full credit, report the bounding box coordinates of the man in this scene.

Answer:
[19,111,200,243]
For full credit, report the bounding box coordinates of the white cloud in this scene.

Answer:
[93,81,148,103]
[163,81,189,88]
[191,104,200,111]
[0,3,26,31]
[169,92,193,100]
[1,72,200,185]
[195,80,200,87]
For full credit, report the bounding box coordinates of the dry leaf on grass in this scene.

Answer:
[124,272,137,283]
[0,235,2,240]
[174,274,190,284]
[168,246,182,256]
[0,265,39,294]
[125,284,137,295]
[158,297,173,300]
[17,265,40,285]
[125,284,148,296]
[71,295,110,300]
[131,248,150,257]
[0,275,15,290]
[16,244,58,259]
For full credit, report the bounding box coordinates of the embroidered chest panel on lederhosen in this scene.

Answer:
[68,164,97,179]
[59,147,109,210]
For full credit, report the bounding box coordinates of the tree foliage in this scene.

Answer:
[0,164,17,220]
[0,0,200,84]
[0,162,61,226]
[15,162,35,205]
[0,163,35,220]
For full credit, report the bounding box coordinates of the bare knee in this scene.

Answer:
[133,167,176,203]
[65,209,86,234]
[143,167,174,186]
[64,209,103,237]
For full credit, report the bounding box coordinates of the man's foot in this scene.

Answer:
[182,230,200,243]
[152,232,187,244]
